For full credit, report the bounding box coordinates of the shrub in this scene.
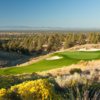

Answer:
[54,74,100,100]
[0,88,7,100]
[0,75,20,89]
[82,70,90,75]
[0,73,43,89]
[70,68,82,74]
[0,79,61,100]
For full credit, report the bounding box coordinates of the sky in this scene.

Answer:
[0,0,100,30]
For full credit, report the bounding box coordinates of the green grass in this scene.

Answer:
[0,51,100,75]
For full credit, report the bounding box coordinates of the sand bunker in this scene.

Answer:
[78,48,100,51]
[46,56,63,60]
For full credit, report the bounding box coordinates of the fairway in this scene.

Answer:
[0,51,100,75]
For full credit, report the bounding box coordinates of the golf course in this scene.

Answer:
[0,51,100,75]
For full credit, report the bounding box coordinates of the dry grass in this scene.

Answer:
[39,60,100,77]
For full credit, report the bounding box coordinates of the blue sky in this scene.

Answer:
[0,0,100,29]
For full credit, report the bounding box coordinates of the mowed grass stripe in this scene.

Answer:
[0,51,100,75]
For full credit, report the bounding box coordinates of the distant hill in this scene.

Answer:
[1,26,100,32]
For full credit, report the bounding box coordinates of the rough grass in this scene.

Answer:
[0,51,100,75]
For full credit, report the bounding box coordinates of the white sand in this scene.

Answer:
[46,56,63,60]
[78,48,100,51]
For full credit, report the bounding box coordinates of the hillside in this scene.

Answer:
[0,50,100,75]
[40,60,100,76]
[15,44,100,67]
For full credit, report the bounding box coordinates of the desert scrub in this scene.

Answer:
[0,75,21,89]
[0,73,46,89]
[70,68,82,74]
[0,79,61,100]
[55,73,88,88]
[54,72,100,100]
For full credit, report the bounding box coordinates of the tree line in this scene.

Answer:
[0,32,100,55]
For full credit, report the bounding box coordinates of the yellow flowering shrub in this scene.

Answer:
[0,88,7,100]
[0,79,60,100]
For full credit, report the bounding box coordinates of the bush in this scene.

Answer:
[0,88,7,100]
[0,73,43,89]
[70,68,82,74]
[0,75,20,89]
[0,79,61,100]
[54,74,100,100]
